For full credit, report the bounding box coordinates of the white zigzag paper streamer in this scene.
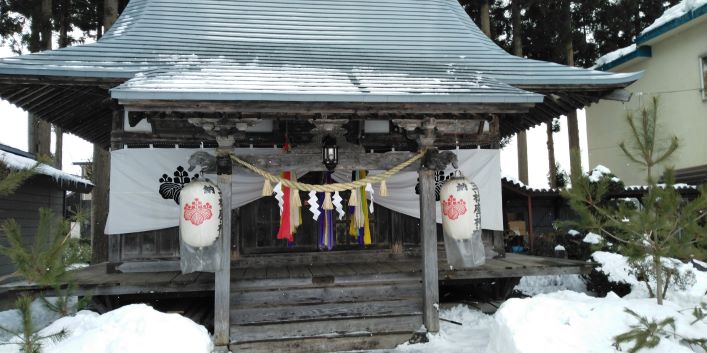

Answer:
[365,183,375,214]
[307,190,321,221]
[273,182,284,215]
[333,191,345,220]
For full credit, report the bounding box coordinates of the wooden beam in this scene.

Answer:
[239,151,420,172]
[214,136,234,348]
[0,74,124,86]
[121,100,534,115]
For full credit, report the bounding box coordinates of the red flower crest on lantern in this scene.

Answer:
[183,198,213,226]
[442,195,467,220]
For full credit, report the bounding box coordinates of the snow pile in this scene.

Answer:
[487,291,707,353]
[514,275,587,296]
[641,0,707,35]
[567,229,581,236]
[396,305,494,353]
[0,304,213,353]
[592,251,707,301]
[0,149,92,187]
[593,44,636,69]
[583,232,603,244]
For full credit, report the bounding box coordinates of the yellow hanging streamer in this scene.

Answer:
[360,171,371,245]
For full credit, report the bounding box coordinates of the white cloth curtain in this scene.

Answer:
[105,148,502,234]
[331,149,502,230]
[105,147,300,234]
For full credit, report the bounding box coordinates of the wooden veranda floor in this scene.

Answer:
[0,251,592,298]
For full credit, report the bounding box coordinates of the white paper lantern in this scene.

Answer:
[439,174,481,240]
[179,181,221,248]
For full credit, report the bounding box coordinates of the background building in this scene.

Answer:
[587,2,707,185]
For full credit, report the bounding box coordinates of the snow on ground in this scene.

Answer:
[0,298,63,343]
[0,304,213,353]
[592,251,707,304]
[400,291,706,353]
[396,305,494,353]
[514,274,587,296]
[488,291,707,353]
[402,251,707,353]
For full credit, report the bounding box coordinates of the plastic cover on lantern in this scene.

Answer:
[439,172,485,268]
[179,181,223,273]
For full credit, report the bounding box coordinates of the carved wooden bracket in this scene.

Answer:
[421,149,458,171]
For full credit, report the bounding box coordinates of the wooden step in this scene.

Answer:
[230,315,422,343]
[233,250,414,268]
[231,272,421,291]
[231,282,422,308]
[229,332,414,353]
[231,299,422,325]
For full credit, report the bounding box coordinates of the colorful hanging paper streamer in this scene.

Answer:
[348,170,372,246]
[318,172,335,250]
[275,171,301,243]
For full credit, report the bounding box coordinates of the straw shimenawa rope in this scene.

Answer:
[230,150,426,193]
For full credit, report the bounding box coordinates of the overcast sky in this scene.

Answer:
[0,45,589,186]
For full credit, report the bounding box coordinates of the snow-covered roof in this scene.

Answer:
[111,63,543,103]
[640,0,707,36]
[501,175,699,197]
[0,0,643,147]
[594,0,707,71]
[0,0,639,99]
[0,146,93,192]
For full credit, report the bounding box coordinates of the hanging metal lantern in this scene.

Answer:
[321,135,338,171]
[439,171,485,268]
[179,181,222,248]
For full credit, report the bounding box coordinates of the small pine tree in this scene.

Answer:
[563,98,707,304]
[0,208,71,285]
[0,295,67,353]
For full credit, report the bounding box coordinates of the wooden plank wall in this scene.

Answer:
[0,176,64,275]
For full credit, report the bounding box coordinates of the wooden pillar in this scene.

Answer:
[214,136,234,349]
[54,126,63,169]
[27,115,51,157]
[517,131,528,184]
[527,195,534,252]
[567,111,581,178]
[91,109,120,264]
[418,119,439,333]
[91,146,110,263]
[419,166,439,332]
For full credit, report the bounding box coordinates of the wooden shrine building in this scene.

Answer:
[0,0,640,351]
